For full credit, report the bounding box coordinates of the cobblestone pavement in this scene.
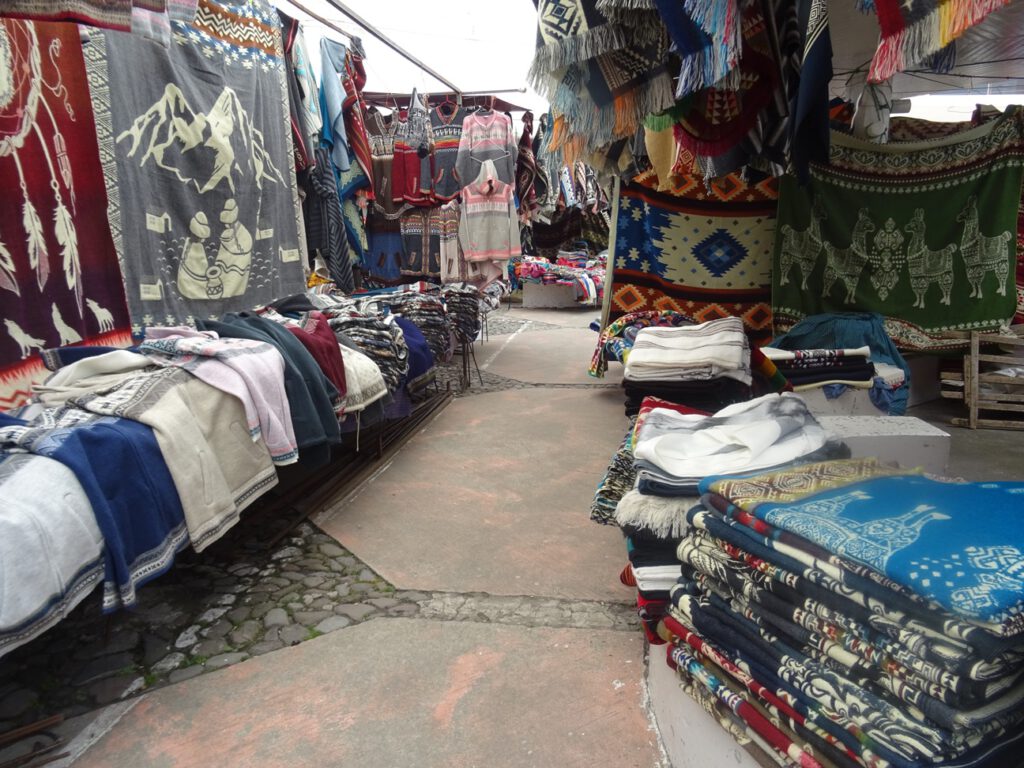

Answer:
[0,308,632,737]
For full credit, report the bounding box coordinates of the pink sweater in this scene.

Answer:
[458,160,522,263]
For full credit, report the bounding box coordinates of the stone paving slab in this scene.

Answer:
[482,327,621,386]
[73,618,662,768]
[506,306,603,330]
[314,388,634,602]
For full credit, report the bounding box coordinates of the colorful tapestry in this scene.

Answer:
[772,108,1024,350]
[83,0,306,333]
[0,20,133,410]
[610,172,777,345]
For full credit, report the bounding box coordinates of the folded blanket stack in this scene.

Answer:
[764,346,874,387]
[657,458,1024,767]
[621,316,753,416]
[596,393,839,646]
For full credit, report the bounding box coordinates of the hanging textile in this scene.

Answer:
[772,108,1024,351]
[0,0,198,38]
[516,111,539,221]
[527,0,674,165]
[392,89,433,205]
[868,0,1013,83]
[651,0,741,100]
[0,20,133,411]
[790,0,832,183]
[278,9,316,173]
[611,171,778,345]
[340,38,373,184]
[304,148,355,293]
[399,208,440,278]
[455,109,517,189]
[430,102,468,202]
[319,37,353,173]
[84,0,307,333]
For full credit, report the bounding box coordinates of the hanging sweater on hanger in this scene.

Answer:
[430,103,469,201]
[392,90,434,205]
[320,38,353,172]
[365,108,407,218]
[458,159,521,265]
[455,109,517,189]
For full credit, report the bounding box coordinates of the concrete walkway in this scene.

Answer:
[63,306,664,768]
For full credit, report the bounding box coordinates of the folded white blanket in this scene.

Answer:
[634,392,826,479]
[624,317,750,382]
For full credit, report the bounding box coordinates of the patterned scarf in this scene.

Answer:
[869,0,1013,82]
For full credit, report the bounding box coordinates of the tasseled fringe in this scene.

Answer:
[529,23,630,81]
[924,40,957,73]
[597,0,657,10]
[674,37,741,99]
[857,0,875,11]
[868,0,1011,82]
[614,490,696,540]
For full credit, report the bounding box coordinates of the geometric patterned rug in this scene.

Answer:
[609,170,778,345]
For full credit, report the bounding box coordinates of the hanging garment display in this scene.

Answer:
[392,89,434,205]
[83,0,306,333]
[0,20,133,411]
[459,159,522,264]
[365,107,406,217]
[611,171,778,345]
[515,110,538,221]
[455,109,517,189]
[304,147,355,293]
[430,102,468,202]
[278,9,317,173]
[772,107,1024,351]
[319,36,353,172]
[398,208,441,278]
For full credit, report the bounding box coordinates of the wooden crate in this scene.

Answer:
[952,326,1024,430]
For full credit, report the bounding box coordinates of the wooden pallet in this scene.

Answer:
[950,327,1024,430]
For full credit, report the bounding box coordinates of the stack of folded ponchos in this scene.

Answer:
[659,458,1024,768]
[441,283,482,345]
[382,292,453,365]
[621,316,753,416]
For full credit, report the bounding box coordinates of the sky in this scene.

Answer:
[277,0,549,116]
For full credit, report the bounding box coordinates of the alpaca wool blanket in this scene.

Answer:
[611,174,777,345]
[707,467,1024,634]
[84,0,306,334]
[0,20,133,411]
[772,108,1024,351]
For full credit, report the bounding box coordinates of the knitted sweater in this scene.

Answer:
[458,160,522,263]
[455,110,517,189]
[365,109,406,218]
[430,104,468,201]
[392,90,434,205]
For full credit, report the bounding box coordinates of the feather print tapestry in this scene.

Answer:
[772,107,1024,351]
[610,170,777,345]
[84,0,306,333]
[0,20,133,410]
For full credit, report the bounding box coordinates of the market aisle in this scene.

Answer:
[67,307,665,768]
[73,620,655,768]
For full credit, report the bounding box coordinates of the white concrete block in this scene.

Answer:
[647,647,772,768]
[797,386,883,417]
[817,415,950,475]
[521,281,579,308]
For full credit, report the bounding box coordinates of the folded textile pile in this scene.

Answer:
[598,393,837,645]
[441,284,483,345]
[314,299,410,395]
[588,310,695,379]
[658,458,1024,767]
[382,292,453,365]
[763,345,876,389]
[621,316,753,416]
